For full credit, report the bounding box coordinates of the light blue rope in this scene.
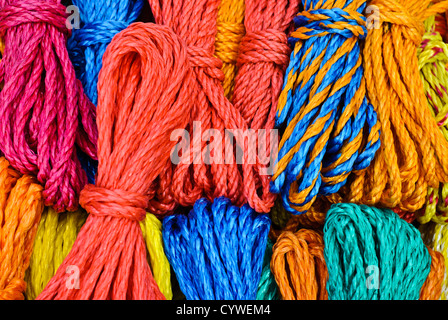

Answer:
[324,203,431,300]
[162,197,271,300]
[67,0,144,183]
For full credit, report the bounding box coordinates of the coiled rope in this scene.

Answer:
[324,203,433,300]
[163,197,271,300]
[215,0,245,99]
[0,157,44,300]
[37,22,194,300]
[418,14,448,224]
[347,0,448,211]
[0,0,98,212]
[271,0,381,215]
[68,0,144,184]
[271,229,328,300]
[148,0,298,215]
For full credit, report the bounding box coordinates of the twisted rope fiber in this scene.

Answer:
[163,197,271,300]
[256,238,279,300]
[214,0,245,99]
[271,0,381,215]
[68,0,144,184]
[0,157,44,300]
[324,203,433,300]
[37,22,195,299]
[420,222,448,299]
[231,0,300,211]
[0,0,98,212]
[24,207,86,300]
[418,14,448,224]
[25,207,172,300]
[420,246,445,300]
[347,0,448,211]
[271,229,328,300]
[147,0,297,215]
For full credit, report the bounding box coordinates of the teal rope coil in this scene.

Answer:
[324,203,431,300]
[256,238,279,300]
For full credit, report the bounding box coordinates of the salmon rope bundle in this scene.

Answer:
[324,203,438,300]
[0,157,44,300]
[25,207,172,300]
[215,0,245,99]
[68,0,144,184]
[0,0,98,212]
[162,197,271,300]
[271,0,381,215]
[37,22,194,300]
[347,0,448,211]
[148,0,298,215]
[271,229,328,300]
[418,15,448,224]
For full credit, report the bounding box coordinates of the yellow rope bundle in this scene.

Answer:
[214,0,245,98]
[418,14,448,223]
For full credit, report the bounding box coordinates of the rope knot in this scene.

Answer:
[0,1,69,37]
[72,20,129,47]
[237,29,290,68]
[215,21,245,64]
[370,0,425,46]
[79,184,148,222]
[289,8,367,41]
[187,45,225,82]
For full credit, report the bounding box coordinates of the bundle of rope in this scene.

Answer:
[256,239,279,300]
[271,229,328,300]
[68,0,144,184]
[24,207,87,300]
[36,22,194,300]
[0,157,44,300]
[420,222,448,299]
[271,0,381,215]
[25,207,172,300]
[346,0,448,212]
[0,0,98,212]
[418,14,448,224]
[163,197,271,300]
[324,203,443,300]
[148,0,298,215]
[214,0,245,99]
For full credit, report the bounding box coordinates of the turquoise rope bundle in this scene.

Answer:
[68,0,144,183]
[271,0,380,215]
[324,203,431,300]
[256,239,279,300]
[162,197,271,300]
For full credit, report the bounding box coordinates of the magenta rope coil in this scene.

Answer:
[0,0,98,212]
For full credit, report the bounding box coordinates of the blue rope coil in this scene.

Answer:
[324,203,431,300]
[68,0,144,183]
[271,0,380,215]
[162,197,271,300]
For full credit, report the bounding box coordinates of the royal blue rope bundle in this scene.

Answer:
[324,203,431,300]
[162,197,271,300]
[271,0,380,215]
[68,0,144,183]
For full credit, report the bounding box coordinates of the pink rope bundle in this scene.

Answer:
[0,0,97,212]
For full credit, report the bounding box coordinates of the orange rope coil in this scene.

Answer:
[0,157,44,300]
[347,0,448,211]
[271,229,328,300]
